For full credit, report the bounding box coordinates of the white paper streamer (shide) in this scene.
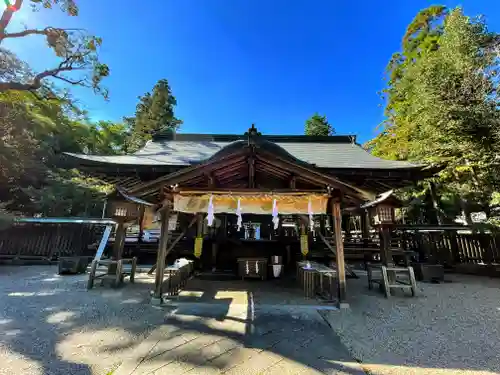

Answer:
[308,198,314,232]
[236,198,242,231]
[207,195,215,226]
[272,198,279,229]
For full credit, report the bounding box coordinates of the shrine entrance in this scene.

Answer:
[119,129,372,306]
[103,126,409,307]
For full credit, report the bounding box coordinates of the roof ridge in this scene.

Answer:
[152,132,357,144]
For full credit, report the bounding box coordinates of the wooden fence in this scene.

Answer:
[1,220,499,267]
[0,220,107,261]
[394,227,500,266]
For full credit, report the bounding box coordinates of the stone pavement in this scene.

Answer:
[115,303,366,375]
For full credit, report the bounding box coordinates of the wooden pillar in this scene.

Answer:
[332,199,346,303]
[379,225,392,266]
[137,205,145,243]
[211,242,218,271]
[113,220,126,260]
[361,210,369,238]
[154,205,171,299]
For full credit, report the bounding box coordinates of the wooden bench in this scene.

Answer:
[87,257,137,289]
[367,264,417,298]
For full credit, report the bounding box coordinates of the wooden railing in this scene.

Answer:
[0,220,108,261]
[310,226,500,267]
[2,219,499,267]
[394,226,500,266]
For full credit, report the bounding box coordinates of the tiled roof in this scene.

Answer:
[64,134,421,170]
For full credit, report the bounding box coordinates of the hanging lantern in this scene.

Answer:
[107,200,140,221]
[370,204,395,225]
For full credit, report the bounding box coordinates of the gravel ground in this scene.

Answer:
[320,272,500,375]
[0,265,166,375]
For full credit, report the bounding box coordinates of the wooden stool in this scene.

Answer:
[87,257,137,290]
[367,264,417,298]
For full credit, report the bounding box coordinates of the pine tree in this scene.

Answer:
[304,113,334,136]
[127,79,182,151]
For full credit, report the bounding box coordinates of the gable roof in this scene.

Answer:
[64,133,421,170]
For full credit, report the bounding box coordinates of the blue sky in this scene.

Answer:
[5,0,500,142]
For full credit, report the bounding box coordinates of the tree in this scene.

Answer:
[127,79,182,151]
[0,82,122,216]
[0,0,109,97]
[367,6,500,223]
[304,113,334,136]
[367,5,448,160]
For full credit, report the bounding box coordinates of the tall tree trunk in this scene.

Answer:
[428,181,444,225]
[460,198,473,226]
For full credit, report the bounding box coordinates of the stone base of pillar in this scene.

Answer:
[150,296,162,306]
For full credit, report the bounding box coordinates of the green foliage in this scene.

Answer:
[0,49,185,217]
[0,80,118,216]
[126,79,182,151]
[304,113,334,136]
[0,1,109,97]
[367,6,500,223]
[23,169,111,217]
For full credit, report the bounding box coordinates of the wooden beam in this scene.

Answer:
[129,150,249,197]
[257,161,290,178]
[113,220,126,260]
[332,198,347,304]
[207,173,216,188]
[148,215,198,275]
[174,188,328,195]
[248,156,255,188]
[289,175,297,189]
[154,205,171,299]
[255,151,371,202]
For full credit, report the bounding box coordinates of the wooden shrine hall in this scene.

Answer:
[64,125,436,304]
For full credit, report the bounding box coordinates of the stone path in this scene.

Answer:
[115,303,366,375]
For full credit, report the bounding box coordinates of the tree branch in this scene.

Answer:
[0,0,23,41]
[0,65,83,92]
[2,28,48,40]
[2,26,85,42]
[52,75,85,85]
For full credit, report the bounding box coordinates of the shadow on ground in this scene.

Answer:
[2,266,498,375]
[0,265,165,375]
